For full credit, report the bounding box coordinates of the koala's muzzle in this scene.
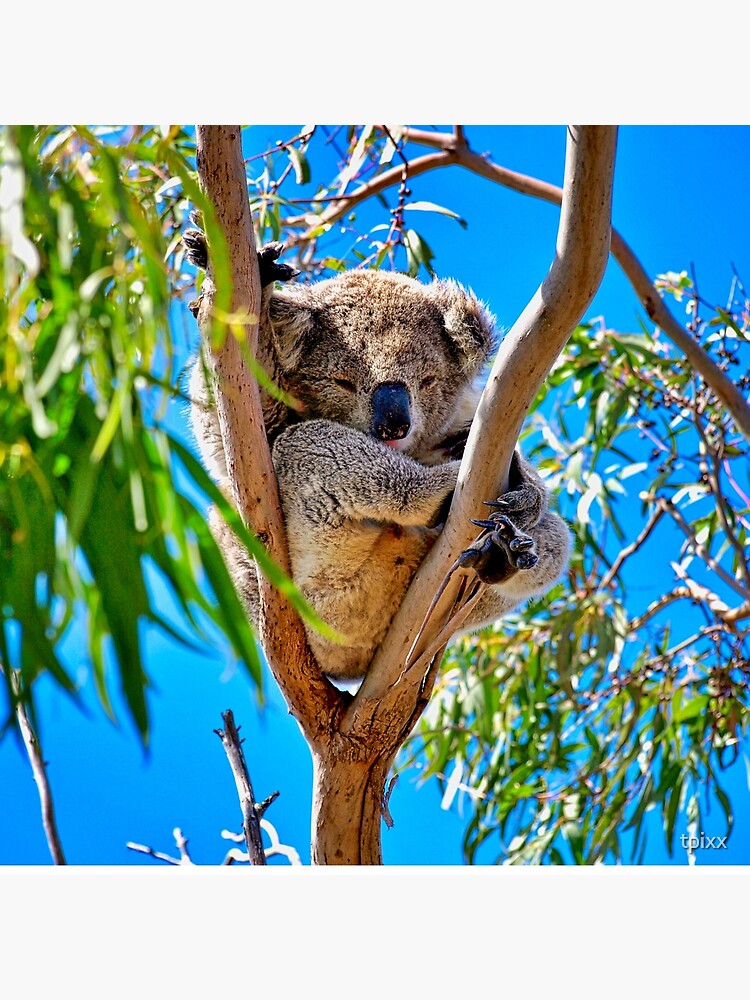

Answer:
[371,382,411,441]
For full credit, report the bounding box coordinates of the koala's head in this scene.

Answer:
[267,269,496,456]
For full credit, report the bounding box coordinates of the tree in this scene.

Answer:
[2,125,748,866]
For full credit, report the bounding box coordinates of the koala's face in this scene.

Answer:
[269,270,495,455]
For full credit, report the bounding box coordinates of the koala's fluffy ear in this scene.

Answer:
[267,288,318,370]
[429,279,496,372]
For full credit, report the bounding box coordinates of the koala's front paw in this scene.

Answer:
[181,229,300,288]
[458,513,538,585]
[257,242,300,287]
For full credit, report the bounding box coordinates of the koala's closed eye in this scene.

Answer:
[420,376,437,390]
[333,377,356,392]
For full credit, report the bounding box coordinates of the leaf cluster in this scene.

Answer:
[0,126,267,740]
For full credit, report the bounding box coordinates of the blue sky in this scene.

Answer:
[2,125,749,867]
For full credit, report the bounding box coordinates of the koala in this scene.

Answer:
[184,230,571,681]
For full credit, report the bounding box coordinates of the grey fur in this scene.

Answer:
[189,262,570,680]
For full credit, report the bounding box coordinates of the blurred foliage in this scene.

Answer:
[0,125,271,740]
[4,124,749,865]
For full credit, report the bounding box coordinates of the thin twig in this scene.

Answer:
[628,587,694,630]
[282,150,455,240]
[599,507,666,590]
[126,842,181,865]
[382,775,399,829]
[173,827,193,864]
[15,692,67,865]
[648,495,750,604]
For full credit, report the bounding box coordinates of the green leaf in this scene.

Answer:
[287,147,310,186]
[403,201,467,228]
[404,229,435,277]
[168,436,341,642]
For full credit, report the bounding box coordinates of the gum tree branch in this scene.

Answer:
[343,126,619,740]
[193,126,618,865]
[193,126,341,746]
[288,125,750,446]
[599,506,666,591]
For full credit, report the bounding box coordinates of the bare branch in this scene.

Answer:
[126,842,181,865]
[126,829,195,865]
[173,827,194,865]
[15,692,66,865]
[628,587,694,630]
[215,709,268,866]
[648,495,750,604]
[343,126,619,739]
[670,562,750,625]
[259,819,302,865]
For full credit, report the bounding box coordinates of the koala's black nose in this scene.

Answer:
[371,382,412,441]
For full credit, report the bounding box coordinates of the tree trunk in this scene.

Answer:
[311,741,395,865]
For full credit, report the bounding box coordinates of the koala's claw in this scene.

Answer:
[257,242,300,287]
[182,228,300,288]
[183,227,209,270]
[460,512,538,585]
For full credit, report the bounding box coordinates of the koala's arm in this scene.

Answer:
[272,420,460,529]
